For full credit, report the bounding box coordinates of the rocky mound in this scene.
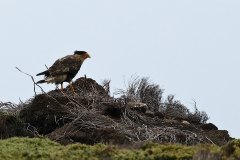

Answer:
[0,77,233,146]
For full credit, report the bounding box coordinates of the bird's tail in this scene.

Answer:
[36,80,46,84]
[36,70,48,76]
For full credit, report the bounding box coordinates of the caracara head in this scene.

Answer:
[74,50,91,59]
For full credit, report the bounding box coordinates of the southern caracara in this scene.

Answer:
[36,51,90,90]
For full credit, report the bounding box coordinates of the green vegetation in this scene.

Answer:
[0,137,239,160]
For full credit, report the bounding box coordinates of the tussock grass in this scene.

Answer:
[0,137,240,160]
[0,137,194,160]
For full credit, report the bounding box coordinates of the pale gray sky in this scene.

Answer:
[0,0,240,138]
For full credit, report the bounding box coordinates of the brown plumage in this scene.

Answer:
[36,51,90,89]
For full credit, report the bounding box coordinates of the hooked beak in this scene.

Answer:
[86,53,91,58]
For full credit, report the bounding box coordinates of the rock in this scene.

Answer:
[182,120,190,125]
[127,102,148,113]
[200,123,218,131]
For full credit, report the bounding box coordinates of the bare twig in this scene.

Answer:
[15,66,60,104]
[205,136,215,145]
[15,67,37,96]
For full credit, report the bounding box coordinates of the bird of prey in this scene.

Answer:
[36,51,90,90]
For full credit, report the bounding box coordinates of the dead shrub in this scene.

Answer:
[115,76,163,112]
[3,73,228,146]
[101,79,111,96]
[163,95,189,120]
[188,104,209,124]
[0,111,31,138]
[0,101,23,115]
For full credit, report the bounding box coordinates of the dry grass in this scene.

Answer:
[0,74,229,146]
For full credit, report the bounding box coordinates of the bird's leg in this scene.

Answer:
[55,84,59,90]
[59,83,65,94]
[61,83,63,90]
[69,81,77,95]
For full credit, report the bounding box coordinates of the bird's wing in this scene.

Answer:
[47,55,82,76]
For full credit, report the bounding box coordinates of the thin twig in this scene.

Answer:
[205,136,215,145]
[15,66,61,104]
[15,67,37,96]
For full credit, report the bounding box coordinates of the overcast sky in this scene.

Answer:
[0,0,239,138]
